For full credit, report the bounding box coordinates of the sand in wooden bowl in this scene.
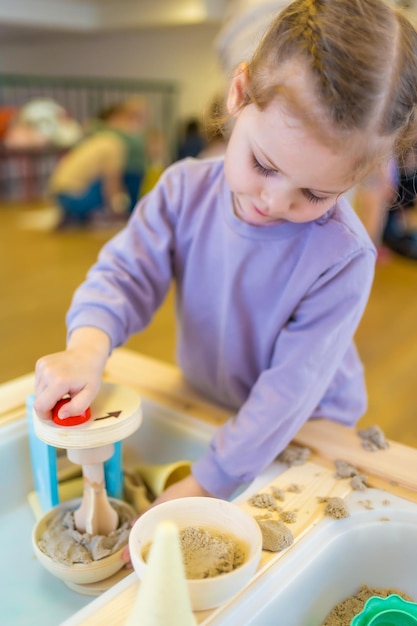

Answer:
[143,526,247,579]
[38,501,134,565]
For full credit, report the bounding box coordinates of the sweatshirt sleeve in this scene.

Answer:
[66,167,178,349]
[192,246,375,498]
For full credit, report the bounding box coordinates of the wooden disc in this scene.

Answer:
[33,382,142,449]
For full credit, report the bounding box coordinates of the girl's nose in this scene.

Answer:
[261,184,291,212]
[260,187,272,206]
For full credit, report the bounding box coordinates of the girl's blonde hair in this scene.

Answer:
[245,0,417,166]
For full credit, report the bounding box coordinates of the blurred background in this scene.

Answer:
[1,0,416,447]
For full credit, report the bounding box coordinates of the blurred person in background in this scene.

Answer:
[177,117,206,160]
[382,144,417,260]
[49,97,147,229]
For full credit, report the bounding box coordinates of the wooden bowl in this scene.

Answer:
[32,498,136,585]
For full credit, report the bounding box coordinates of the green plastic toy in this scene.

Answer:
[351,594,417,626]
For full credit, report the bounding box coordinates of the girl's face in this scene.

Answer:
[224,71,359,226]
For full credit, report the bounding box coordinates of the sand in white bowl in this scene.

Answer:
[143,526,247,579]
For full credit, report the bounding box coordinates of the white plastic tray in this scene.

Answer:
[210,490,417,625]
[57,475,417,625]
[4,398,417,626]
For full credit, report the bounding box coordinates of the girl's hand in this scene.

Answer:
[34,327,110,420]
[152,474,213,506]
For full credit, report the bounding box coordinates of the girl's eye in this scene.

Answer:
[251,154,332,205]
[251,154,274,178]
[302,189,328,205]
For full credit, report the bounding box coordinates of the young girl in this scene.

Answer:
[35,0,417,502]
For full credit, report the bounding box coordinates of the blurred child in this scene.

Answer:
[177,118,206,160]
[49,97,147,228]
[35,0,417,502]
[383,145,417,259]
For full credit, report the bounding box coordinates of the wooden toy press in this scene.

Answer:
[32,382,142,535]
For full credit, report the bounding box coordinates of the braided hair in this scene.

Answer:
[243,0,417,165]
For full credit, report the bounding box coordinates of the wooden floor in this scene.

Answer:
[1,201,416,447]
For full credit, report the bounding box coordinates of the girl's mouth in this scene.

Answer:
[254,205,269,217]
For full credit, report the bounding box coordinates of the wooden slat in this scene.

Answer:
[294,419,417,494]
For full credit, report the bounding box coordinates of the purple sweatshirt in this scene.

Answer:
[67,157,376,498]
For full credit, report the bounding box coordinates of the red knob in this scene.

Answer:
[52,398,91,426]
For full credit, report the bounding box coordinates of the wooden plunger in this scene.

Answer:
[67,444,119,535]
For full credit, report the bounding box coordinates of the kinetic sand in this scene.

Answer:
[322,584,414,625]
[143,526,247,579]
[38,501,134,565]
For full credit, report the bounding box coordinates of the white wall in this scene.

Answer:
[0,24,227,122]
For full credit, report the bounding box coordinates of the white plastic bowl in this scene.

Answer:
[33,498,136,585]
[129,496,262,611]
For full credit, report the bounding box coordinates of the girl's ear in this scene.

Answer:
[227,62,250,116]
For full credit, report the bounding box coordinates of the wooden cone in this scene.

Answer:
[125,521,196,626]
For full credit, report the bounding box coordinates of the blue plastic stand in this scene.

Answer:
[27,394,59,511]
[104,441,123,499]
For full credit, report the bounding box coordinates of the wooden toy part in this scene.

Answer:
[68,446,118,535]
[33,382,142,449]
[125,521,197,626]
